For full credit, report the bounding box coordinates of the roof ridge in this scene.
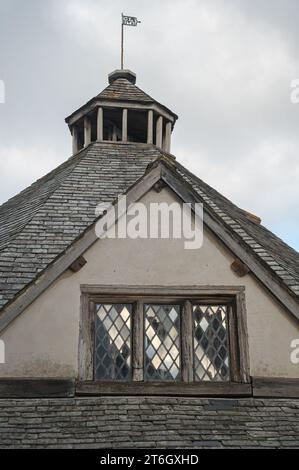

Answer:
[97,77,154,102]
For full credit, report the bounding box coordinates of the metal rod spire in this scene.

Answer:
[121,13,124,70]
[120,13,141,70]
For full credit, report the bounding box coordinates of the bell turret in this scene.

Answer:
[65,69,178,154]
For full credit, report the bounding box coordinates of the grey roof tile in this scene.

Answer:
[0,141,298,310]
[97,78,154,102]
[0,397,299,448]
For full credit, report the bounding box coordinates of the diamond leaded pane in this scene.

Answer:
[95,304,131,381]
[144,304,181,382]
[193,305,230,382]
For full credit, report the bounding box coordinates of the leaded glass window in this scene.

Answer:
[144,304,181,381]
[193,305,230,382]
[95,303,131,381]
[84,291,248,387]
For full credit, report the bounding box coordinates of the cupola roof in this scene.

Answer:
[65,70,178,127]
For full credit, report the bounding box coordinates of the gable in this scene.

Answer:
[0,147,298,334]
[0,186,298,380]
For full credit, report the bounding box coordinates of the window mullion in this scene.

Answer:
[227,304,240,382]
[132,300,144,381]
[181,300,194,382]
[90,301,96,381]
[79,298,94,382]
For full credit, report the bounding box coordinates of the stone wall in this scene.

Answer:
[0,397,298,448]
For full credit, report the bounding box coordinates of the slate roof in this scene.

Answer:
[0,396,299,448]
[97,77,154,103]
[65,74,178,124]
[0,141,298,311]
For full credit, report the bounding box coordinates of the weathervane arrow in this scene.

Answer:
[121,13,141,69]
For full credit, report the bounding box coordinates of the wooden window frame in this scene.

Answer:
[78,285,250,396]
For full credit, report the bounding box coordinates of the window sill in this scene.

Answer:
[76,381,252,397]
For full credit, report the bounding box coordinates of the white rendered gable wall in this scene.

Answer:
[0,187,298,378]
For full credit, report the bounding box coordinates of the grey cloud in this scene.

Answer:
[0,0,298,250]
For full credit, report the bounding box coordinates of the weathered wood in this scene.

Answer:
[97,107,103,141]
[122,108,128,142]
[227,303,240,382]
[153,180,166,193]
[231,259,250,277]
[132,300,144,381]
[252,377,299,398]
[147,109,153,144]
[81,285,245,297]
[82,287,246,316]
[69,255,87,273]
[244,211,261,225]
[164,121,172,153]
[76,381,252,397]
[84,116,91,147]
[156,115,163,148]
[0,379,75,398]
[66,99,177,128]
[235,291,250,383]
[181,301,193,382]
[78,294,94,381]
[72,125,78,155]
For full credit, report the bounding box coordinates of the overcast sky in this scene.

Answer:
[0,0,298,250]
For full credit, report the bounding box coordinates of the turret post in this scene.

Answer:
[72,126,78,155]
[165,121,172,153]
[147,110,153,144]
[122,109,128,142]
[84,116,91,147]
[156,115,163,148]
[97,107,103,141]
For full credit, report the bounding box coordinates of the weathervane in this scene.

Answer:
[121,13,141,70]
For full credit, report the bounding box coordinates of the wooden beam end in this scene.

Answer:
[231,259,250,277]
[69,256,87,273]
